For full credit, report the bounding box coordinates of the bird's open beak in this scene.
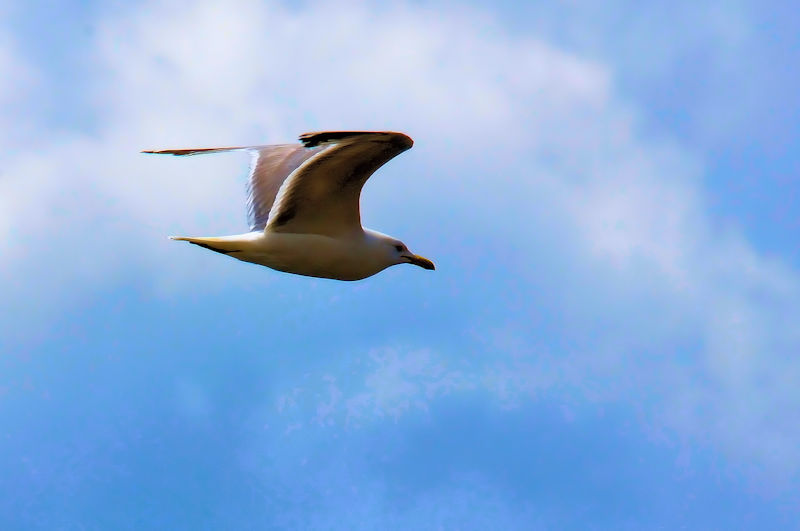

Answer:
[405,253,435,270]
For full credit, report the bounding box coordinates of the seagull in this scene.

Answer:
[143,131,434,281]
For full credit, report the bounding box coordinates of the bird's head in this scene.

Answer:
[370,232,435,271]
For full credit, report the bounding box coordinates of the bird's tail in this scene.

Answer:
[170,236,243,255]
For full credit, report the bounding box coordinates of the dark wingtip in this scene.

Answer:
[140,148,220,156]
[141,149,181,155]
[299,131,413,149]
[299,131,372,148]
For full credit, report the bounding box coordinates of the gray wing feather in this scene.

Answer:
[246,144,323,231]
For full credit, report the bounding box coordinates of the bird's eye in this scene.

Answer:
[395,245,403,252]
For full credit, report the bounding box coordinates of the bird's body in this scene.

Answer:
[145,131,434,281]
[173,229,402,281]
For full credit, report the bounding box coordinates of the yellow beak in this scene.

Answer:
[405,254,435,270]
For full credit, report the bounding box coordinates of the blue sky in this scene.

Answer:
[1,0,799,528]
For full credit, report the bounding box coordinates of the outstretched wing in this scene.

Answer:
[245,144,322,231]
[142,143,322,231]
[266,131,413,236]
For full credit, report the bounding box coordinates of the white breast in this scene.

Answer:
[236,231,390,281]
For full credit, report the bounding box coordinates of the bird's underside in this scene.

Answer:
[143,130,434,280]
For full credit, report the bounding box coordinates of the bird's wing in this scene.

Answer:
[142,143,322,231]
[245,144,323,231]
[142,146,261,157]
[266,131,413,236]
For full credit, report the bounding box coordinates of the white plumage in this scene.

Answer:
[144,131,435,281]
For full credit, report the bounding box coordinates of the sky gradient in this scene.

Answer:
[2,0,800,528]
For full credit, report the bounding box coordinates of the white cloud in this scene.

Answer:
[342,349,470,423]
[518,0,761,148]
[0,20,39,248]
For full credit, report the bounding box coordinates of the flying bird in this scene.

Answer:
[143,131,434,281]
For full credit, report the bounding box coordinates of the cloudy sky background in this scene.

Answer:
[2,0,799,528]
